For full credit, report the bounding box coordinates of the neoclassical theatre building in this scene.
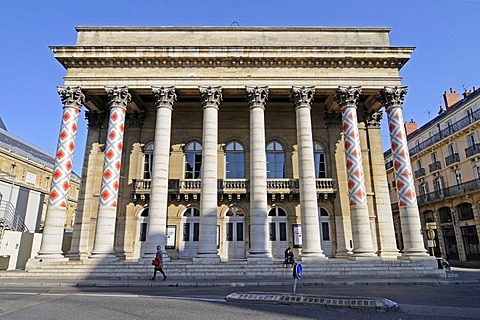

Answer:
[34,27,433,266]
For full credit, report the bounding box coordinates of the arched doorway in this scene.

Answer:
[319,208,332,257]
[268,207,288,259]
[135,208,149,258]
[179,207,200,258]
[224,206,246,259]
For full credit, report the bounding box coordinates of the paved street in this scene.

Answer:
[0,267,479,319]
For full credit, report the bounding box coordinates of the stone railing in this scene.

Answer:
[132,177,337,199]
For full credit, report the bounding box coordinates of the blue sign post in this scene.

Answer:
[292,263,302,294]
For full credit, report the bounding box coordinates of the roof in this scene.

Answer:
[0,118,80,180]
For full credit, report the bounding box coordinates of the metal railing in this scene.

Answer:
[429,161,442,173]
[0,201,30,233]
[408,108,480,157]
[445,153,460,166]
[417,178,480,206]
[465,143,480,158]
[414,168,426,179]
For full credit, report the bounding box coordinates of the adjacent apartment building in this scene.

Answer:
[385,87,480,263]
[0,119,80,240]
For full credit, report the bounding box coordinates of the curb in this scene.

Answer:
[226,292,399,311]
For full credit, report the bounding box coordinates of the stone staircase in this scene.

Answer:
[0,258,446,280]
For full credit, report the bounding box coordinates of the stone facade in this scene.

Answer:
[34,27,433,266]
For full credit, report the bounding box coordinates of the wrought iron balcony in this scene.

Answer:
[429,161,441,173]
[445,153,460,166]
[417,178,480,206]
[465,143,480,158]
[408,108,480,157]
[414,168,426,179]
[132,178,337,201]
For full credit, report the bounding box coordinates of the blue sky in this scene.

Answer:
[1,0,479,175]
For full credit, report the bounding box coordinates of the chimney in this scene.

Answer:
[443,88,460,110]
[404,119,418,136]
[463,89,472,98]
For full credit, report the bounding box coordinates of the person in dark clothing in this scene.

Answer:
[284,247,294,267]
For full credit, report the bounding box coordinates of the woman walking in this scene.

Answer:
[152,245,167,281]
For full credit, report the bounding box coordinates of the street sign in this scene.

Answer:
[293,263,302,280]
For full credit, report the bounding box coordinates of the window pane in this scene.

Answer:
[237,223,244,241]
[183,223,190,241]
[193,223,200,241]
[139,223,147,242]
[269,223,276,241]
[226,223,233,241]
[322,222,330,241]
[279,223,287,241]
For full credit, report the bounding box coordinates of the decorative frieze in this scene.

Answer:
[58,57,408,70]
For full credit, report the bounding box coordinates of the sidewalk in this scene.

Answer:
[0,267,478,311]
[0,267,478,288]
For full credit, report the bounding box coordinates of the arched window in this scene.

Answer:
[185,141,202,179]
[266,141,285,178]
[268,207,287,217]
[225,141,245,178]
[314,142,327,178]
[423,210,435,223]
[183,207,200,217]
[457,203,474,221]
[143,142,154,179]
[439,207,452,223]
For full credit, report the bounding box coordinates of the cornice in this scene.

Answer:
[51,46,412,70]
[75,26,392,32]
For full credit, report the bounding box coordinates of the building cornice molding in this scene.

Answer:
[51,46,412,70]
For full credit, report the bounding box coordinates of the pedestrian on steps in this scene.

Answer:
[152,245,167,281]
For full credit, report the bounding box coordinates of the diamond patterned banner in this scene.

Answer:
[386,106,418,207]
[99,107,126,207]
[341,106,367,206]
[48,92,82,207]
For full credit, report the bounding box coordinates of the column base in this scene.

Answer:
[300,254,329,263]
[378,250,401,259]
[398,252,432,260]
[247,253,273,263]
[193,253,220,264]
[348,255,381,261]
[25,256,68,270]
[89,252,117,260]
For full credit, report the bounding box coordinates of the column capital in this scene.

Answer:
[335,86,362,109]
[246,86,269,109]
[105,86,131,109]
[152,86,177,110]
[199,86,222,108]
[57,86,85,110]
[85,110,106,129]
[364,110,383,128]
[290,86,315,108]
[381,86,408,109]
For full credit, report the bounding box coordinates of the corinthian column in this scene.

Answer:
[381,86,428,258]
[291,86,326,260]
[246,86,272,260]
[35,86,84,261]
[195,86,222,262]
[335,86,376,257]
[144,87,176,261]
[91,86,131,259]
